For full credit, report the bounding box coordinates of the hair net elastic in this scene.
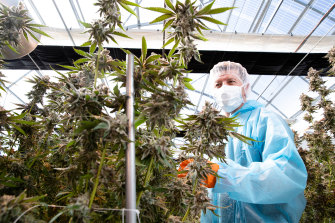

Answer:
[209,61,251,97]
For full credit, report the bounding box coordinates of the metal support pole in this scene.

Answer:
[126,54,136,223]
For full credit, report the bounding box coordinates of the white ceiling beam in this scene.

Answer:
[39,28,335,53]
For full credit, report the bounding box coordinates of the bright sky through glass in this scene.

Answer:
[1,0,335,135]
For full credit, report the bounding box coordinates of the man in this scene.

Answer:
[200,61,307,222]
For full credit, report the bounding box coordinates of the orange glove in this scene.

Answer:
[177,159,219,188]
[202,162,220,188]
[177,159,194,178]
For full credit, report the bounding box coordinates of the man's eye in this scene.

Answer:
[215,83,222,87]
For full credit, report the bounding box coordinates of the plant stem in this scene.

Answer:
[88,144,107,208]
[94,46,102,88]
[136,156,154,207]
[182,178,198,221]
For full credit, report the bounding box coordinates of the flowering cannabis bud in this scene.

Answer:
[306,68,324,92]
[300,93,315,113]
[325,46,335,74]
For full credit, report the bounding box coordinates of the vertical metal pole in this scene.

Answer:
[126,54,136,223]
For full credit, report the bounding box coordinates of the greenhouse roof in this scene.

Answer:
[1,0,335,134]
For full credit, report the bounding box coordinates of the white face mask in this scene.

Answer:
[213,85,244,113]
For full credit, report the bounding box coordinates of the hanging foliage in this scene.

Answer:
[297,46,335,222]
[0,1,258,222]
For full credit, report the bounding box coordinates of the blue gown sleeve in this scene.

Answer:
[213,109,307,204]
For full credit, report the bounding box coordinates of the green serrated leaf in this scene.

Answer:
[23,194,46,203]
[113,85,120,95]
[27,23,46,28]
[146,54,161,64]
[145,7,173,14]
[163,18,174,31]
[207,7,235,15]
[135,113,147,128]
[5,42,18,54]
[74,58,89,65]
[93,122,109,131]
[90,41,97,54]
[165,0,175,11]
[150,14,173,24]
[168,38,180,57]
[162,37,174,48]
[119,2,138,18]
[12,120,37,125]
[142,36,147,60]
[58,65,78,70]
[28,27,52,38]
[198,16,226,25]
[196,0,215,15]
[135,156,146,166]
[80,21,91,28]
[192,33,208,41]
[184,82,195,90]
[73,48,89,57]
[183,77,193,82]
[122,0,140,7]
[12,124,26,135]
[113,31,131,39]
[66,140,76,148]
[81,40,91,47]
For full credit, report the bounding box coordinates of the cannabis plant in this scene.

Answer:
[297,47,335,222]
[0,1,251,222]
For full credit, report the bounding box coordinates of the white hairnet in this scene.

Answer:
[210,61,249,84]
[209,61,251,97]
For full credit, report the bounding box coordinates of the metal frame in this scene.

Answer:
[232,0,247,32]
[252,89,288,119]
[288,0,316,34]
[75,0,86,22]
[135,0,141,29]
[195,74,210,113]
[293,0,335,23]
[223,0,237,32]
[252,0,272,33]
[265,76,296,107]
[123,0,143,27]
[51,0,76,46]
[126,54,136,223]
[248,0,266,33]
[8,71,32,88]
[0,83,26,105]
[262,0,284,33]
[69,0,83,28]
[199,0,223,32]
[26,0,46,25]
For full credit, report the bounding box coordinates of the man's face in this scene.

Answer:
[213,73,247,102]
[214,73,243,89]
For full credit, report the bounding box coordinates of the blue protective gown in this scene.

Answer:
[201,100,307,223]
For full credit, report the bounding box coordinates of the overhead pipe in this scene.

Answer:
[295,3,335,52]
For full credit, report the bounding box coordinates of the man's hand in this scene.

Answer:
[177,159,219,188]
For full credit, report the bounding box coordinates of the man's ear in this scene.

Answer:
[242,83,249,102]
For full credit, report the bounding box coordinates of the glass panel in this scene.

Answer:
[252,75,287,99]
[267,0,304,34]
[270,77,309,118]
